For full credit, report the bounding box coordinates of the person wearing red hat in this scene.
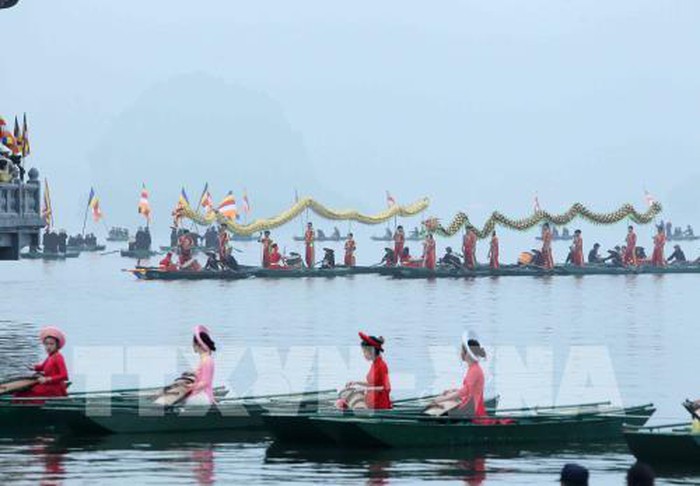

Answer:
[14,327,69,399]
[187,325,217,405]
[347,332,392,410]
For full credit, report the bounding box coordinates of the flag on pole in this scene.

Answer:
[644,190,656,207]
[138,184,152,221]
[42,179,53,229]
[179,187,190,208]
[242,190,251,214]
[13,117,21,153]
[386,191,396,208]
[87,187,102,222]
[201,191,214,214]
[21,113,30,157]
[533,194,542,213]
[218,191,238,220]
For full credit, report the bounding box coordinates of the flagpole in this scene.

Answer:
[81,191,90,236]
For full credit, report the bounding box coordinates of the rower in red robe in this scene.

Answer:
[488,231,499,269]
[393,226,405,265]
[651,225,666,266]
[259,230,272,268]
[159,252,178,271]
[344,233,357,267]
[13,327,69,400]
[423,233,437,270]
[178,231,201,271]
[624,226,638,266]
[463,229,477,269]
[571,229,584,267]
[349,332,392,410]
[304,222,315,268]
[268,243,283,268]
[541,223,554,269]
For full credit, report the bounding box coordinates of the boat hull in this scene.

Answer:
[625,427,700,465]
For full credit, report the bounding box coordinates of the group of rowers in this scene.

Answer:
[1,325,489,417]
[153,220,689,273]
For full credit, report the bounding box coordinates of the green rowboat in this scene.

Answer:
[624,423,700,466]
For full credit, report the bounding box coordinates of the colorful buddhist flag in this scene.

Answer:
[199,183,215,213]
[386,191,396,208]
[88,187,102,222]
[21,113,30,157]
[217,191,238,220]
[42,179,53,229]
[138,184,152,221]
[179,187,190,207]
[242,190,251,214]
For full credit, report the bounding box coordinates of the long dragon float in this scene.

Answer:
[424,202,663,239]
[181,197,430,236]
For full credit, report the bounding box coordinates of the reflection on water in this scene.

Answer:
[1,245,700,484]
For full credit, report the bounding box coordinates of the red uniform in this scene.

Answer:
[393,230,405,265]
[489,235,499,269]
[652,232,666,266]
[15,353,69,399]
[218,231,229,260]
[463,231,477,269]
[159,253,178,272]
[458,362,486,417]
[365,356,392,410]
[624,232,637,265]
[572,234,584,266]
[344,238,356,267]
[304,228,315,268]
[424,238,437,270]
[268,249,283,268]
[260,236,272,268]
[541,228,554,269]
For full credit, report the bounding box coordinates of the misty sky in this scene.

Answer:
[1,0,698,232]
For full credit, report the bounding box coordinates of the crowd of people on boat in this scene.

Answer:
[128,227,152,252]
[41,229,68,254]
[67,233,99,249]
[107,227,129,241]
[660,220,695,240]
[159,226,238,272]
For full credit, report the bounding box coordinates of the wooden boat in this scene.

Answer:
[130,267,253,281]
[21,250,80,260]
[386,263,700,279]
[253,267,354,279]
[624,423,700,466]
[50,389,338,435]
[120,249,158,259]
[263,402,655,447]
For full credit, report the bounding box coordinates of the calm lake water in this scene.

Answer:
[1,227,699,485]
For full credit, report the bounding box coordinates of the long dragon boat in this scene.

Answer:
[263,402,655,448]
[130,267,253,281]
[386,263,700,279]
[624,423,700,466]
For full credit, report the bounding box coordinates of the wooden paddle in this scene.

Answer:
[0,376,39,395]
[423,398,461,417]
[100,250,121,256]
[152,372,197,406]
[337,386,367,410]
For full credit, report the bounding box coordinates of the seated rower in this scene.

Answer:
[400,247,422,267]
[159,252,178,271]
[428,332,487,417]
[667,244,687,264]
[321,248,336,269]
[186,325,217,406]
[440,247,461,269]
[343,332,392,410]
[204,252,221,271]
[607,246,624,267]
[380,247,396,267]
[13,327,69,400]
[588,243,604,264]
[268,243,284,268]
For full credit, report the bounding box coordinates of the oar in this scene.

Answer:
[683,399,700,421]
[100,250,120,256]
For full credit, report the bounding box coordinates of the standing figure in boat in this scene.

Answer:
[571,229,584,267]
[304,222,315,268]
[624,226,638,266]
[651,225,666,267]
[187,326,216,406]
[393,225,405,265]
[345,332,392,410]
[423,233,437,270]
[429,332,487,417]
[178,231,201,271]
[540,223,554,269]
[14,327,69,399]
[259,230,272,268]
[488,231,499,269]
[462,228,477,269]
[344,233,356,267]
